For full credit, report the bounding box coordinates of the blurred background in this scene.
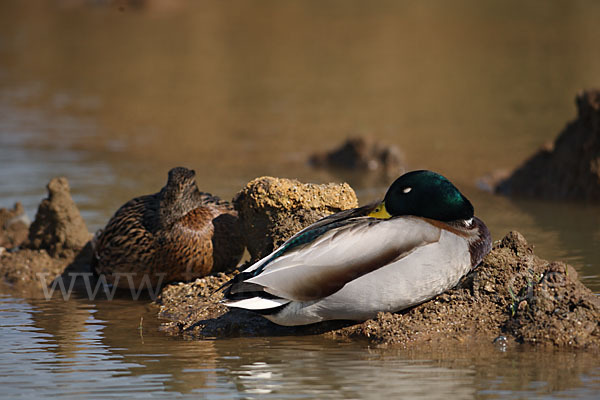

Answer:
[0,0,599,288]
[1,2,600,399]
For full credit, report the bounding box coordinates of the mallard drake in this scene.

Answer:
[222,170,492,326]
[93,167,244,288]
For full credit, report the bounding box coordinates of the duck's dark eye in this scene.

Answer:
[402,187,412,194]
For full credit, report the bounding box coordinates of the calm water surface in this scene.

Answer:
[1,294,599,399]
[1,1,599,398]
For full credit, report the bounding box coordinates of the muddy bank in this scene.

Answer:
[2,175,598,348]
[495,90,600,201]
[233,177,358,261]
[0,177,93,293]
[156,231,599,349]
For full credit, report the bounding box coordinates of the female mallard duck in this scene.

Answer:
[93,167,244,288]
[223,170,492,326]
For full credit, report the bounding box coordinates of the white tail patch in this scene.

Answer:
[224,297,289,310]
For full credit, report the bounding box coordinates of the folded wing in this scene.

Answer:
[243,217,442,301]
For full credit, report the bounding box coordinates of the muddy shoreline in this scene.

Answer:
[155,231,599,349]
[1,175,598,349]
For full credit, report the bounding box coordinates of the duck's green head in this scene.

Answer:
[370,170,474,222]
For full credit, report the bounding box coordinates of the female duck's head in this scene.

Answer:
[165,167,197,195]
[159,167,201,225]
[376,170,474,222]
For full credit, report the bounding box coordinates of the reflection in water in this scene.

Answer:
[1,294,599,399]
[212,337,478,398]
[0,296,167,399]
[1,1,600,398]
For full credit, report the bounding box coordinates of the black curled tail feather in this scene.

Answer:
[217,271,252,297]
[218,272,282,301]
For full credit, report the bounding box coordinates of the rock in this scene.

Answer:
[0,202,30,249]
[309,137,405,177]
[495,90,600,201]
[233,177,358,261]
[155,231,600,349]
[27,177,91,256]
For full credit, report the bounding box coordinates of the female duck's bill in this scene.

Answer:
[222,170,492,326]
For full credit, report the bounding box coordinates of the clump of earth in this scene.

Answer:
[156,231,599,348]
[157,178,600,349]
[333,232,599,348]
[494,90,600,201]
[2,175,598,349]
[233,176,358,261]
[309,136,405,178]
[0,177,92,294]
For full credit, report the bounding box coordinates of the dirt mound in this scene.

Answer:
[1,249,69,288]
[233,177,358,261]
[1,177,93,293]
[155,232,599,349]
[27,177,91,256]
[495,90,600,201]
[333,232,599,348]
[309,136,405,177]
[0,202,30,249]
[505,261,599,347]
[0,245,93,296]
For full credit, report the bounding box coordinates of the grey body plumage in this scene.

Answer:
[222,170,492,326]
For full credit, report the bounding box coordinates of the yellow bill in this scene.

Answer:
[368,202,392,219]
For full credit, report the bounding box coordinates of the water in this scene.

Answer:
[0,0,599,398]
[1,294,599,399]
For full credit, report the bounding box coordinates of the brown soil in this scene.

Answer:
[155,231,600,349]
[233,176,358,261]
[309,136,405,178]
[156,272,352,338]
[3,176,598,349]
[0,202,29,249]
[1,249,70,289]
[27,177,91,256]
[0,177,93,294]
[495,90,600,201]
[0,244,93,296]
[332,231,599,348]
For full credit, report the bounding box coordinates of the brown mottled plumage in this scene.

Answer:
[92,167,244,288]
